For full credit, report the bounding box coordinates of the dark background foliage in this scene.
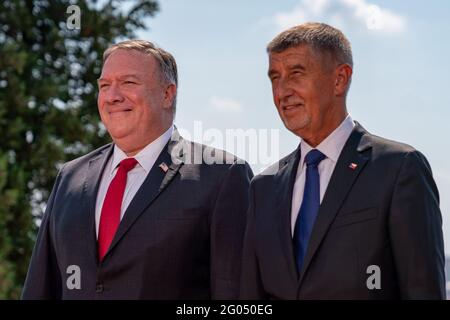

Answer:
[0,0,159,298]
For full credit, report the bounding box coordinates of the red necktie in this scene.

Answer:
[98,157,138,261]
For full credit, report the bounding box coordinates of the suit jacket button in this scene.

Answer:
[96,284,104,293]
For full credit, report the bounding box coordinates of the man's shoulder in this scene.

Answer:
[362,129,425,162]
[175,138,248,169]
[174,137,254,185]
[61,143,113,173]
[362,130,434,178]
[367,131,415,153]
[251,149,298,186]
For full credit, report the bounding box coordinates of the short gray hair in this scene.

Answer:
[103,40,178,115]
[267,22,353,67]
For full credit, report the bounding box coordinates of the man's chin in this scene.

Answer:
[283,117,309,135]
[107,127,134,142]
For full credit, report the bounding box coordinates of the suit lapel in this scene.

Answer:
[82,144,114,265]
[104,131,185,260]
[274,146,302,285]
[298,123,372,286]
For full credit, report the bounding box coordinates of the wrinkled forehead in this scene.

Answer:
[268,45,332,72]
[269,46,316,68]
[101,49,158,78]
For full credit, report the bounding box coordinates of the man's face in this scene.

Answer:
[268,45,337,141]
[97,49,171,152]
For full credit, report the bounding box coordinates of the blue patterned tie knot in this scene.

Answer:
[304,149,326,167]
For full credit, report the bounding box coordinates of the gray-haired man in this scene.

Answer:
[240,23,445,299]
[22,40,253,299]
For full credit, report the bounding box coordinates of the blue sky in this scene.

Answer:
[134,0,450,253]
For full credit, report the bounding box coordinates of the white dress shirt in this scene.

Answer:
[95,125,173,238]
[290,115,355,236]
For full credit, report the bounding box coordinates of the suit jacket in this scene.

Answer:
[240,122,445,299]
[22,129,253,299]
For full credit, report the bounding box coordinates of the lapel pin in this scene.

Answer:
[349,163,358,170]
[159,162,169,173]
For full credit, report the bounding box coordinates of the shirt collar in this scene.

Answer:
[300,114,355,167]
[109,125,174,176]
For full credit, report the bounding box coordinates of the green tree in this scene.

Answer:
[0,0,159,299]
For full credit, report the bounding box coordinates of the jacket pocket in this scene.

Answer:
[332,207,378,229]
[157,207,206,220]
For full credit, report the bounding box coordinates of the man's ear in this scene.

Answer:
[163,83,177,109]
[334,64,353,97]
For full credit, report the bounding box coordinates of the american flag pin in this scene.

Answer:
[349,163,358,170]
[159,162,169,173]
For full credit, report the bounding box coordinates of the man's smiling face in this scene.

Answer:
[97,49,168,153]
[268,44,337,142]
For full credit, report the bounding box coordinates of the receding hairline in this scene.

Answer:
[103,48,158,68]
[103,46,154,60]
[103,40,160,61]
[104,47,156,64]
[100,49,163,79]
[102,40,178,86]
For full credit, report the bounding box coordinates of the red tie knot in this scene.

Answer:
[120,158,138,173]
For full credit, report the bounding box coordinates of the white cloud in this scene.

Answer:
[209,96,242,112]
[274,0,406,34]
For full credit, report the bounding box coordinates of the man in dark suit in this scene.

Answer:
[240,23,445,299]
[22,40,253,299]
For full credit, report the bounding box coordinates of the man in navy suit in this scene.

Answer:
[240,23,445,299]
[22,40,253,299]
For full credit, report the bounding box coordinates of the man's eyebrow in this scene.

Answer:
[267,63,307,77]
[289,63,306,71]
[118,74,140,80]
[97,74,141,82]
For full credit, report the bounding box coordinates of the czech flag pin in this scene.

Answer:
[159,162,169,173]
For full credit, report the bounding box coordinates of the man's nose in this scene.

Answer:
[104,84,125,104]
[275,78,294,101]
